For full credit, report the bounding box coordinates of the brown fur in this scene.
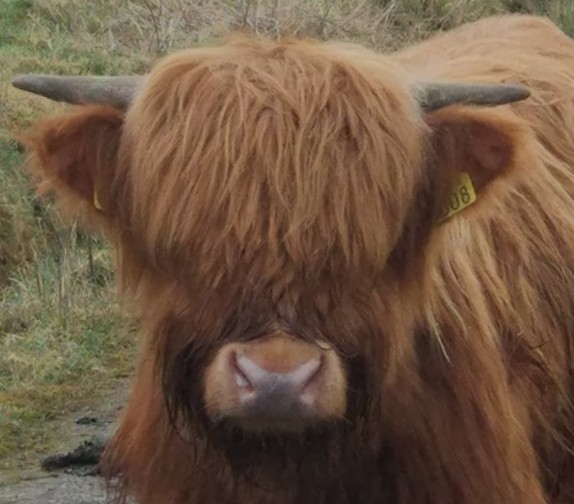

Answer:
[18,13,574,504]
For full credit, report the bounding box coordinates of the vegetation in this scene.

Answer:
[1,0,573,472]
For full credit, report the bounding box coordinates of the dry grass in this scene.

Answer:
[1,0,573,472]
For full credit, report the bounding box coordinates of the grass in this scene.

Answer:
[1,0,574,472]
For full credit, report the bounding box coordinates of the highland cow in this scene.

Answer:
[12,13,574,504]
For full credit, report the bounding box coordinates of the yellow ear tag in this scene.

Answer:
[438,172,477,223]
[93,190,103,212]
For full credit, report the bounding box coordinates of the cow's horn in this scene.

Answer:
[417,81,531,111]
[11,74,145,109]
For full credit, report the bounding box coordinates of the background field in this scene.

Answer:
[1,0,573,472]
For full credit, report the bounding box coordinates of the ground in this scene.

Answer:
[0,475,110,504]
[1,0,574,502]
[0,378,128,503]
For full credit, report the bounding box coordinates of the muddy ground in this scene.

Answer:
[0,380,130,504]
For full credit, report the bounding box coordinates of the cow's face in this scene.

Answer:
[17,36,530,437]
[112,39,427,434]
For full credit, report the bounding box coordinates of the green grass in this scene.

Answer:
[1,0,574,472]
[0,0,33,46]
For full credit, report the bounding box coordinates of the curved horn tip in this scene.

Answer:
[11,74,38,90]
[504,84,531,100]
[11,75,24,87]
[11,74,61,95]
[9,73,144,108]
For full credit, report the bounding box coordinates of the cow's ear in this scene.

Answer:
[19,105,124,228]
[423,106,526,223]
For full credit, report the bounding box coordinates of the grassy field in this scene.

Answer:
[1,0,574,471]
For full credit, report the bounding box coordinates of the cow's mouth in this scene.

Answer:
[206,415,361,494]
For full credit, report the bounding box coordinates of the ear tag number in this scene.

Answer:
[438,172,477,223]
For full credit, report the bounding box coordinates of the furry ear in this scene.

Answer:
[424,106,526,223]
[19,105,124,227]
[388,106,527,273]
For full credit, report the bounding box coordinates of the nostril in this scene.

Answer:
[289,356,323,390]
[230,351,254,390]
[234,366,251,389]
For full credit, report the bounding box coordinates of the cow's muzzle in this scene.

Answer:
[203,332,347,432]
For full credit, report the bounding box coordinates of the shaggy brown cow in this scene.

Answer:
[12,13,574,504]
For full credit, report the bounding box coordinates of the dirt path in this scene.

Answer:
[0,473,109,504]
[0,379,130,504]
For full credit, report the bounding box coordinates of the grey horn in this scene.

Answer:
[417,81,531,111]
[11,74,530,112]
[11,74,145,109]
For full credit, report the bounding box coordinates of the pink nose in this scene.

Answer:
[232,352,323,419]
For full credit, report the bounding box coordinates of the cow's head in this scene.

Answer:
[12,36,531,441]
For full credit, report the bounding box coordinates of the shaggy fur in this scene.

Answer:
[19,13,574,504]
